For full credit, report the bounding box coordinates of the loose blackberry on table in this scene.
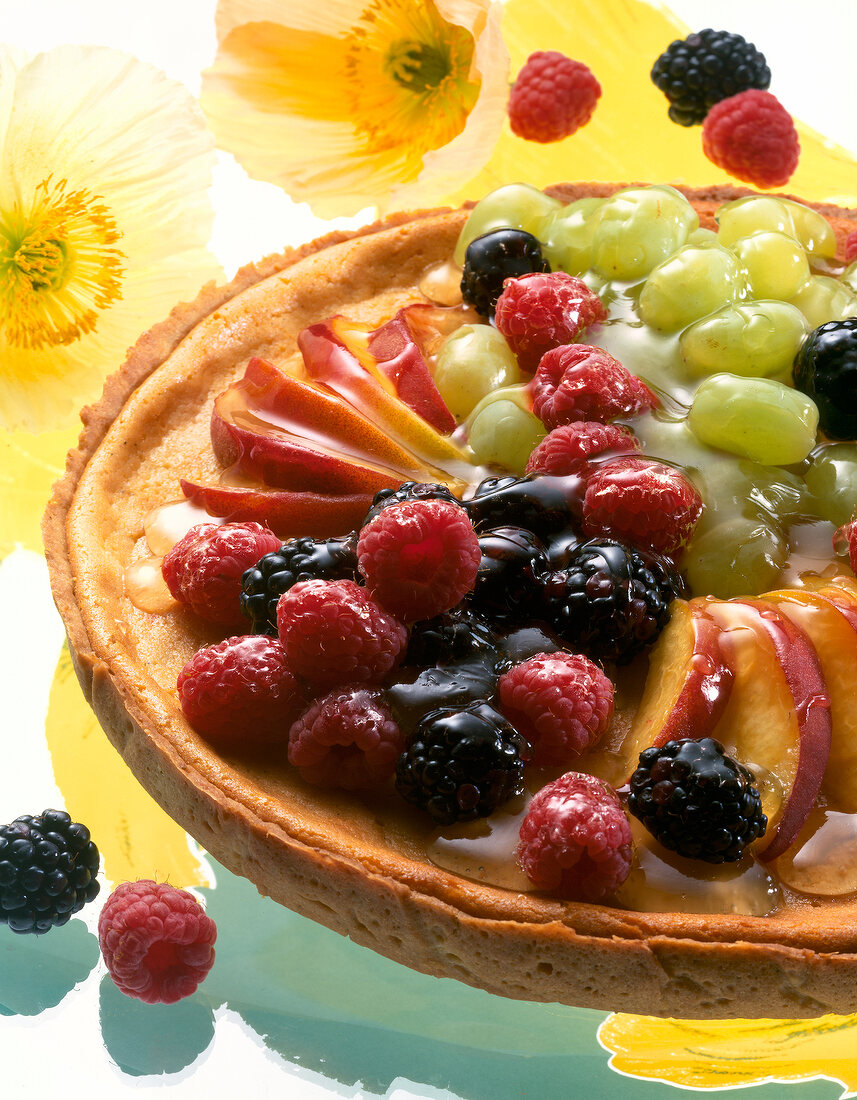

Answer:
[460,228,551,318]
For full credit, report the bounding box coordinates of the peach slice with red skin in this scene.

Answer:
[697,596,832,863]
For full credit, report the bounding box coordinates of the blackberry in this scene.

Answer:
[385,656,499,738]
[240,533,358,634]
[405,607,497,667]
[468,525,551,624]
[651,28,771,126]
[793,319,857,440]
[544,538,686,664]
[395,701,531,824]
[465,474,582,538]
[0,809,100,934]
[361,481,463,528]
[628,738,767,863]
[460,229,551,318]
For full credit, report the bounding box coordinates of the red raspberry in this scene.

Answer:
[498,652,614,766]
[525,421,640,477]
[508,51,601,143]
[98,880,216,1004]
[177,634,304,750]
[162,521,280,627]
[494,272,607,372]
[845,230,857,265]
[277,578,407,687]
[582,456,703,557]
[517,772,632,901]
[357,499,480,622]
[834,519,857,572]
[701,90,800,189]
[531,344,658,429]
[288,685,404,789]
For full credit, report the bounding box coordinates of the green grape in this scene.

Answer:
[841,260,857,295]
[687,373,818,465]
[679,301,808,379]
[542,197,603,274]
[433,325,521,420]
[742,462,810,523]
[789,275,857,328]
[682,515,789,598]
[804,443,857,526]
[780,199,837,258]
[687,227,718,246]
[715,196,794,247]
[588,185,698,280]
[454,184,561,266]
[730,232,810,301]
[467,398,546,474]
[637,244,749,332]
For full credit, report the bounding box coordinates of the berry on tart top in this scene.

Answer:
[460,228,551,318]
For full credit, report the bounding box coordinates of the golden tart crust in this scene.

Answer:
[43,184,857,1020]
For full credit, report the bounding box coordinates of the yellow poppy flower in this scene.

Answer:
[200,0,509,217]
[0,44,222,432]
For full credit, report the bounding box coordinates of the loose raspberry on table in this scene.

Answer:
[494,272,607,373]
[701,89,799,189]
[517,772,633,901]
[357,499,481,622]
[530,344,659,429]
[288,686,405,789]
[498,652,614,766]
[508,51,601,143]
[163,521,281,628]
[98,880,216,1004]
[277,578,408,688]
[525,421,641,478]
[581,456,703,557]
[177,634,305,751]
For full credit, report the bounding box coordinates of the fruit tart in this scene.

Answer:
[43,181,857,1019]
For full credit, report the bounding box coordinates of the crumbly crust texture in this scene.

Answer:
[43,184,857,1019]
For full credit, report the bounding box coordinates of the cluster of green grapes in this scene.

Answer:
[434,182,857,598]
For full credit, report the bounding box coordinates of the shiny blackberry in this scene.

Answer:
[468,525,551,624]
[405,607,497,667]
[460,229,551,317]
[651,28,771,126]
[0,810,100,934]
[361,481,463,528]
[544,538,686,664]
[628,737,767,862]
[241,533,358,634]
[465,474,582,538]
[793,319,857,440]
[395,701,531,824]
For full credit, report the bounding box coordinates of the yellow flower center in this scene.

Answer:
[346,0,480,156]
[0,177,124,349]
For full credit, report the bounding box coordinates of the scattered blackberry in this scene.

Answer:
[793,319,857,440]
[240,533,358,634]
[0,810,100,934]
[651,28,771,126]
[361,481,463,528]
[465,474,583,538]
[405,607,497,667]
[395,701,531,824]
[543,538,687,663]
[468,525,552,624]
[628,737,767,863]
[460,229,551,318]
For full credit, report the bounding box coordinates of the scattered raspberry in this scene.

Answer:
[845,230,857,265]
[357,499,481,622]
[498,652,614,766]
[177,634,304,751]
[494,272,607,372]
[517,772,632,901]
[530,344,659,430]
[508,51,601,143]
[98,880,216,1004]
[701,90,800,189]
[288,686,405,789]
[581,456,703,557]
[277,578,408,688]
[525,421,641,477]
[162,522,281,628]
